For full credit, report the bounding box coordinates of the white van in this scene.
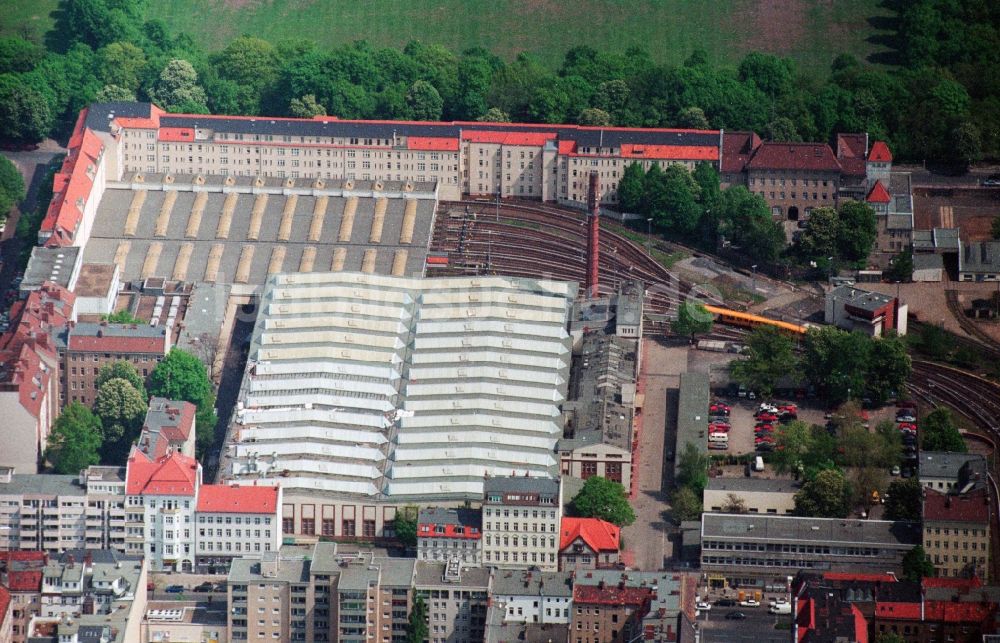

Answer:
[768,603,791,615]
[754,456,765,472]
[708,432,729,443]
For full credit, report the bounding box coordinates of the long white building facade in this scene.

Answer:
[223,272,575,541]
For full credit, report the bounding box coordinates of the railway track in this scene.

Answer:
[429,200,726,335]
[908,360,1000,431]
[945,289,1000,353]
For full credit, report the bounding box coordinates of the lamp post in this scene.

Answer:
[827,256,834,283]
[495,188,500,222]
[646,218,653,255]
[751,264,758,296]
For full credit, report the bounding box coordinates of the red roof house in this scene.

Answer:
[866,180,891,204]
[558,517,621,571]
[868,141,892,162]
[125,449,200,496]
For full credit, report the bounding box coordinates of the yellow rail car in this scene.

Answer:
[702,305,806,336]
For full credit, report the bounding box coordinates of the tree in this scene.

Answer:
[669,486,702,523]
[96,360,146,398]
[772,420,813,475]
[96,41,146,92]
[93,378,147,462]
[837,200,878,263]
[992,215,1000,241]
[796,207,839,262]
[617,162,645,213]
[716,187,784,263]
[671,302,713,341]
[885,478,922,522]
[477,107,510,122]
[730,327,799,398]
[677,106,710,129]
[794,468,852,518]
[921,408,966,452]
[885,249,914,283]
[101,309,143,324]
[866,335,911,405]
[902,545,935,582]
[94,84,135,102]
[289,94,325,118]
[405,80,443,121]
[406,595,428,643]
[676,441,709,496]
[852,466,886,513]
[654,164,701,236]
[578,107,610,126]
[0,74,53,144]
[571,476,636,526]
[45,403,102,474]
[722,493,747,513]
[151,59,208,113]
[764,116,801,142]
[393,505,418,546]
[148,349,214,409]
[0,155,26,217]
[211,35,278,114]
[875,633,906,643]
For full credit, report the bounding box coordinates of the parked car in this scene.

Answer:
[740,599,761,608]
[896,413,916,423]
[725,611,748,620]
[193,582,214,593]
[709,422,731,432]
[710,403,730,415]
[696,601,711,611]
[891,465,901,476]
[708,442,728,450]
[898,422,918,432]
[715,599,737,607]
[755,443,774,452]
[164,585,185,593]
[756,413,778,423]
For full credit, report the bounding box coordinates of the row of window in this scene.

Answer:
[483,551,555,563]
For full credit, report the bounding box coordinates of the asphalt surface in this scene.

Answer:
[696,606,791,643]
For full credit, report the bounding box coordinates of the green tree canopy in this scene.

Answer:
[772,420,813,475]
[902,545,935,582]
[46,403,102,474]
[837,200,878,262]
[406,595,429,643]
[617,162,645,213]
[0,155,26,217]
[96,360,146,398]
[149,349,217,462]
[578,107,611,126]
[921,407,966,452]
[669,486,702,524]
[94,84,135,102]
[0,74,54,144]
[885,249,914,283]
[885,477,922,522]
[93,378,147,463]
[393,505,418,547]
[676,441,709,496]
[152,59,208,113]
[730,326,799,398]
[405,80,443,121]
[289,94,325,118]
[571,476,636,526]
[477,107,510,122]
[671,301,713,341]
[794,468,852,518]
[101,309,144,325]
[796,206,839,262]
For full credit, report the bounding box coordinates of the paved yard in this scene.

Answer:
[622,339,687,570]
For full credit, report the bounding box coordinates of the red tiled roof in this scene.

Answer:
[558,140,575,155]
[839,157,867,177]
[923,488,990,524]
[836,133,868,160]
[866,180,891,203]
[573,583,651,606]
[559,517,620,552]
[407,136,459,152]
[0,584,10,626]
[876,600,994,624]
[126,449,199,496]
[0,551,47,563]
[6,570,42,592]
[196,484,279,514]
[746,142,841,172]
[922,576,982,590]
[40,126,104,246]
[721,131,762,174]
[67,327,167,355]
[868,141,892,162]
[618,143,717,161]
[463,130,556,146]
[158,127,194,142]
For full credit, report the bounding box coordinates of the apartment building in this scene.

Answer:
[0,585,10,643]
[0,283,75,474]
[124,449,200,572]
[0,551,46,643]
[0,466,125,555]
[96,102,723,208]
[417,507,482,564]
[481,476,563,571]
[415,560,491,643]
[227,552,310,643]
[558,517,620,572]
[195,484,281,572]
[141,601,228,643]
[571,570,693,643]
[923,487,991,580]
[58,321,170,407]
[489,569,573,625]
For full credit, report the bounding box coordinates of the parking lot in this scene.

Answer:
[706,395,828,457]
[695,606,791,643]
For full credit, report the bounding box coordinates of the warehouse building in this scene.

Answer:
[223,272,575,540]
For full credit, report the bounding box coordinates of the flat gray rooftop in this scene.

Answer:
[705,476,801,494]
[674,372,709,476]
[701,513,920,547]
[83,179,437,285]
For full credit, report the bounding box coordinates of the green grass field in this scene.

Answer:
[1,0,892,73]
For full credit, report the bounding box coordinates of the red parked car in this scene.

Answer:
[898,422,917,432]
[756,413,778,423]
[755,435,775,444]
[709,423,731,433]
